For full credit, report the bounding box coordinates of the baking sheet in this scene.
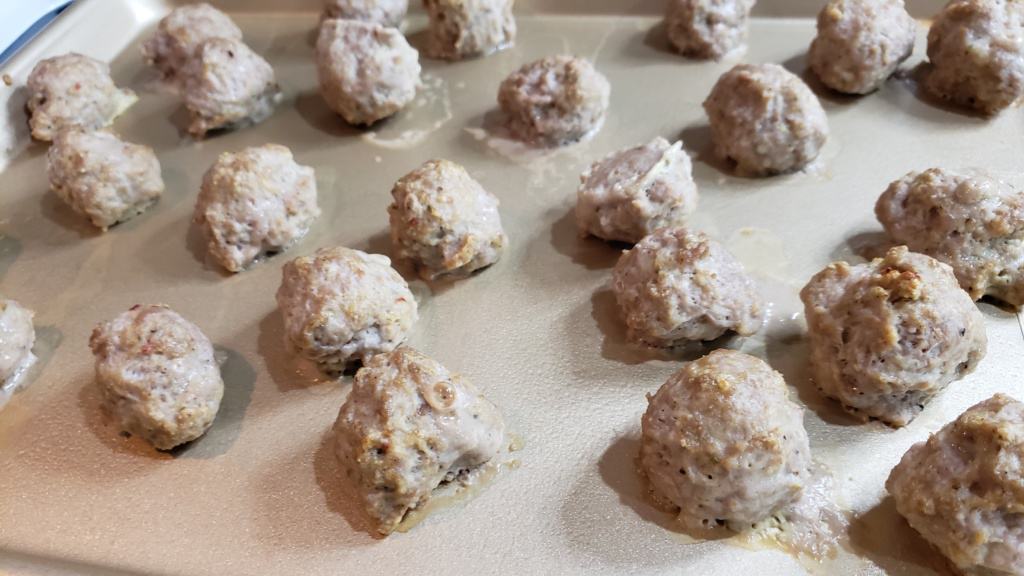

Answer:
[2,1,1023,574]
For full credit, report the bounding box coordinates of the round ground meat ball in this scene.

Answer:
[195,144,320,273]
[181,37,280,137]
[276,246,418,372]
[665,0,756,60]
[876,168,1024,307]
[575,137,699,244]
[926,0,1024,114]
[497,55,611,146]
[887,394,1024,574]
[47,130,164,231]
[25,53,137,142]
[800,246,987,427]
[334,347,507,534]
[423,0,516,60]
[703,63,829,176]
[315,18,421,126]
[141,3,243,79]
[89,305,224,450]
[0,298,35,387]
[323,0,408,27]
[388,159,506,280]
[612,227,765,347]
[640,349,812,533]
[808,0,917,95]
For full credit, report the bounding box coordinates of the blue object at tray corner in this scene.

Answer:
[0,2,74,67]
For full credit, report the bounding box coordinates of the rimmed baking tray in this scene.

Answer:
[2,1,1022,574]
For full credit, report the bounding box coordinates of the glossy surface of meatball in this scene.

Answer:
[800,246,987,426]
[423,0,516,60]
[665,0,756,59]
[142,3,243,79]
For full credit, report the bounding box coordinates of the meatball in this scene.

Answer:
[315,18,421,126]
[0,298,35,388]
[333,347,507,534]
[195,144,320,273]
[640,350,812,533]
[276,247,418,372]
[423,0,516,60]
[665,0,756,60]
[808,0,917,95]
[612,227,765,347]
[25,53,137,142]
[497,55,611,146]
[926,0,1024,114]
[323,0,408,27]
[141,3,243,79]
[876,168,1024,307]
[887,394,1024,574]
[89,305,224,450]
[800,246,987,427]
[703,63,828,176]
[388,159,506,280]
[180,37,280,137]
[47,130,164,231]
[575,137,699,244]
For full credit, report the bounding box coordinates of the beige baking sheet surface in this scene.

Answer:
[2,1,1023,574]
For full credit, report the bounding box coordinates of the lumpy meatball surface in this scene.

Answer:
[800,246,987,427]
[612,227,764,347]
[26,53,137,142]
[888,394,1024,574]
[388,159,506,280]
[703,63,828,176]
[276,247,418,372]
[142,3,242,79]
[576,137,698,244]
[423,0,516,60]
[665,0,756,60]
[323,0,408,27]
[195,144,320,273]
[89,305,224,450]
[877,168,1024,307]
[334,347,507,534]
[315,18,421,126]
[926,0,1024,114]
[181,37,280,137]
[497,55,610,146]
[0,298,35,388]
[808,0,917,95]
[47,130,164,231]
[641,350,812,533]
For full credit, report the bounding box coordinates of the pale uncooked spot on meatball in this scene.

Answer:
[315,18,421,126]
[181,37,280,137]
[576,137,698,244]
[195,144,320,273]
[47,130,164,231]
[0,298,35,388]
[612,227,765,347]
[808,0,917,95]
[323,0,408,27]
[25,53,137,142]
[877,168,1024,307]
[334,347,507,534]
[142,3,242,79]
[423,0,516,60]
[800,246,987,427]
[89,305,224,451]
[665,0,756,60]
[703,63,829,176]
[888,394,1024,575]
[641,349,812,533]
[276,247,418,372]
[388,159,506,280]
[497,55,610,146]
[926,0,1024,114]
